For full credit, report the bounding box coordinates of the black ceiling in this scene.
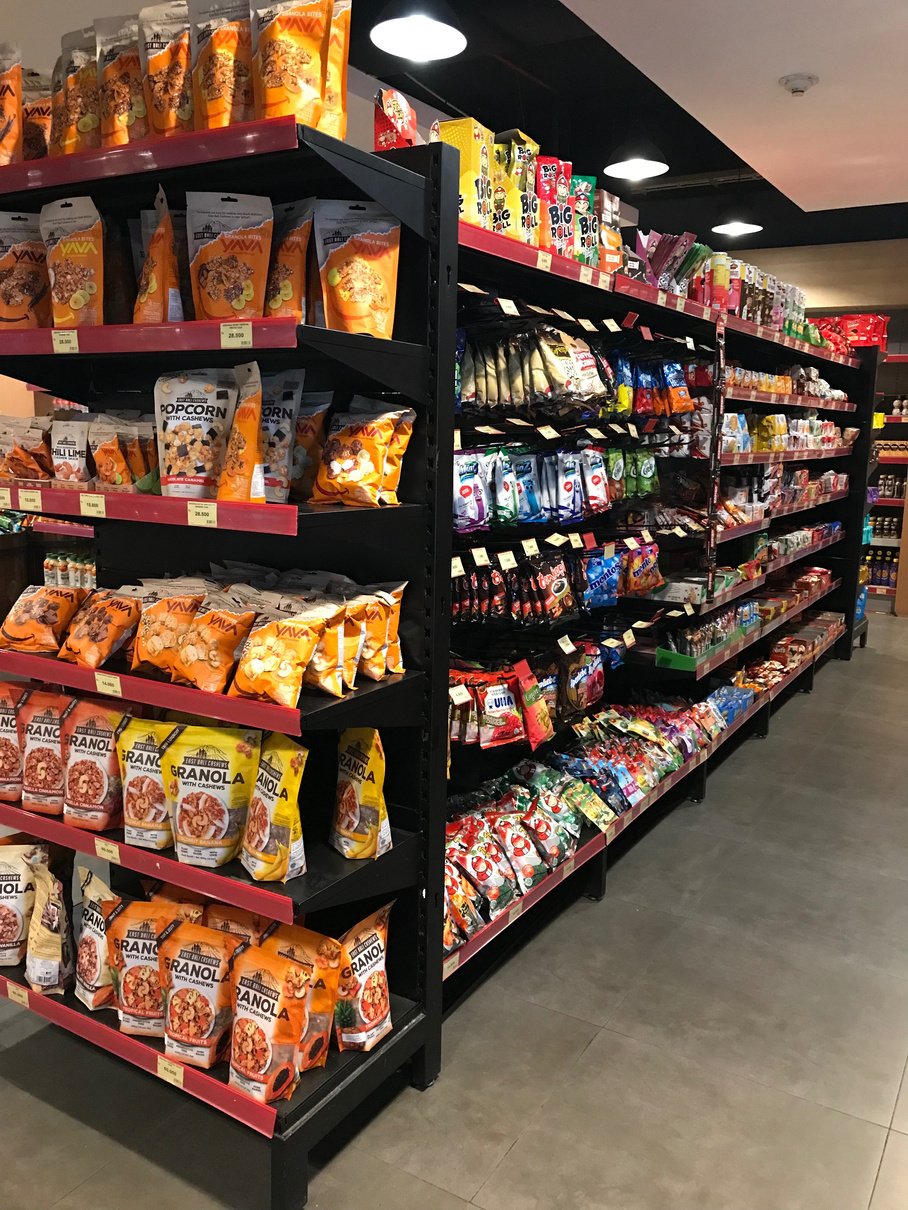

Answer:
[352,0,908,250]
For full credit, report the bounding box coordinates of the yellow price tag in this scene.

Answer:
[94,672,122,697]
[537,425,561,440]
[657,290,667,307]
[568,533,584,549]
[553,309,575,323]
[157,1056,185,1088]
[557,634,577,654]
[602,542,615,559]
[471,547,490,567]
[451,556,465,579]
[498,298,520,317]
[220,321,253,349]
[628,423,639,439]
[536,251,552,272]
[580,265,594,285]
[453,429,462,450]
[52,330,80,354]
[0,489,10,509]
[624,536,640,551]
[187,502,218,528]
[674,296,686,312]
[586,427,606,440]
[641,528,653,543]
[475,425,504,436]
[18,489,42,512]
[443,952,461,978]
[80,493,106,518]
[603,318,621,333]
[94,838,121,864]
[6,982,28,1007]
[684,602,695,616]
[561,857,576,878]
[522,538,540,556]
[623,629,637,648]
[498,550,518,570]
[546,533,570,547]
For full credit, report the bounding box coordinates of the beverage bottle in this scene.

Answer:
[871,554,879,585]
[893,556,900,587]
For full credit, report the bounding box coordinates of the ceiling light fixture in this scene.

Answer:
[603,140,669,182]
[370,1,467,62]
[711,219,764,236]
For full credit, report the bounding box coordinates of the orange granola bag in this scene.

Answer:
[139,3,194,138]
[161,922,244,1068]
[59,588,142,669]
[260,923,340,1070]
[0,45,23,166]
[313,201,400,339]
[205,903,265,945]
[317,1,350,141]
[48,56,65,158]
[103,899,182,1036]
[172,591,256,693]
[88,417,135,489]
[59,28,101,155]
[251,0,331,128]
[289,392,332,501]
[190,0,254,130]
[335,902,393,1053]
[96,16,149,148]
[132,584,205,677]
[310,411,397,508]
[0,681,25,803]
[40,197,104,329]
[134,187,182,324]
[265,198,314,319]
[230,943,308,1103]
[228,609,325,707]
[0,212,52,330]
[61,697,126,833]
[22,71,52,161]
[19,690,72,816]
[144,880,206,922]
[218,361,266,503]
[187,191,273,320]
[0,584,87,653]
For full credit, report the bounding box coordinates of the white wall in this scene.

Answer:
[743,240,908,310]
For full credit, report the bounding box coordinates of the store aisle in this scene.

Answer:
[1,620,907,1210]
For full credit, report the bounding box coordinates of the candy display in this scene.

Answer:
[725,362,850,403]
[717,468,850,533]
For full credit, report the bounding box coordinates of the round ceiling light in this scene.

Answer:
[370,2,467,61]
[603,141,669,182]
[711,219,764,236]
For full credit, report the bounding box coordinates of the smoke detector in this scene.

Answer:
[779,73,819,97]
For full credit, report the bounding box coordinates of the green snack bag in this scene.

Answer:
[572,175,599,265]
[637,449,659,498]
[624,449,639,499]
[607,447,625,501]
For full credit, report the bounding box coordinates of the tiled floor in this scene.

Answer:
[2,616,907,1209]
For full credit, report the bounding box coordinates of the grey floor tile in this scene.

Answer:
[49,1151,235,1210]
[608,919,908,1124]
[352,982,598,1201]
[869,1131,908,1210]
[473,1030,885,1210]
[309,1146,471,1210]
[890,1062,908,1133]
[487,895,684,1027]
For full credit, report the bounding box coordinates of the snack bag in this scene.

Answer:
[61,698,126,832]
[189,0,254,129]
[348,398,415,505]
[295,597,345,698]
[25,861,74,996]
[48,56,65,158]
[229,608,325,707]
[289,391,331,500]
[50,416,92,482]
[430,118,493,230]
[117,719,175,850]
[0,212,50,328]
[88,416,134,489]
[312,201,400,339]
[0,584,86,653]
[134,187,183,324]
[187,191,273,319]
[139,2,193,137]
[217,361,266,502]
[103,899,181,1035]
[59,589,142,669]
[40,197,104,328]
[251,0,332,128]
[205,903,264,944]
[59,28,101,155]
[75,866,117,1009]
[330,728,391,860]
[154,368,238,497]
[22,70,52,160]
[0,846,39,964]
[317,0,350,140]
[0,681,25,803]
[260,923,340,1070]
[0,46,23,166]
[334,902,393,1052]
[96,15,148,147]
[132,584,205,676]
[261,371,304,502]
[366,580,406,675]
[241,733,308,882]
[229,943,308,1103]
[160,922,244,1068]
[172,592,256,693]
[19,691,71,816]
[354,591,394,682]
[265,198,314,320]
[145,880,206,922]
[310,410,398,508]
[162,723,260,867]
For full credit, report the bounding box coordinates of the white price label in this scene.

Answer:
[0,489,10,509]
[498,298,520,316]
[510,899,526,920]
[80,493,106,518]
[641,529,653,543]
[601,542,615,559]
[475,425,505,436]
[94,672,122,697]
[561,857,576,878]
[586,427,606,439]
[449,684,472,706]
[471,547,490,567]
[537,425,560,440]
[52,329,79,354]
[553,309,575,324]
[673,526,687,537]
[603,638,622,649]
[603,318,622,333]
[527,304,551,316]
[187,502,218,528]
[522,538,540,556]
[609,423,624,435]
[684,603,695,615]
[546,533,570,547]
[220,321,253,349]
[443,952,461,978]
[628,424,639,439]
[94,838,120,864]
[568,532,584,549]
[667,609,684,618]
[580,265,594,284]
[624,536,640,550]
[18,489,41,512]
[557,634,577,654]
[458,283,486,294]
[578,318,597,332]
[506,416,533,427]
[6,983,28,1007]
[623,629,637,648]
[686,337,696,351]
[453,429,462,451]
[451,557,465,578]
[157,1056,184,1088]
[536,251,552,272]
[498,550,518,570]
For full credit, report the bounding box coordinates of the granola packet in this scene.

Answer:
[116,719,175,850]
[330,728,391,860]
[313,201,400,339]
[59,28,101,155]
[61,697,126,833]
[25,861,74,996]
[96,15,148,147]
[0,212,51,329]
[139,2,194,137]
[134,187,183,323]
[155,368,238,497]
[229,943,307,1103]
[259,924,340,1071]
[189,0,254,130]
[40,197,105,328]
[48,56,65,158]
[261,371,304,502]
[160,922,244,1068]
[317,0,351,141]
[0,681,25,802]
[334,903,393,1053]
[218,361,266,503]
[205,903,264,944]
[187,191,273,320]
[251,0,332,128]
[241,733,309,882]
[19,690,73,816]
[0,44,22,166]
[75,866,117,1010]
[266,198,314,320]
[22,70,52,160]
[102,899,182,1036]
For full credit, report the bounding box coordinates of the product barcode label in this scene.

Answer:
[498,298,520,316]
[52,330,79,354]
[6,983,28,1008]
[18,490,41,512]
[157,1056,184,1088]
[94,838,120,864]
[220,321,253,349]
[451,557,465,579]
[498,550,518,570]
[94,672,122,697]
[536,251,552,272]
[80,494,106,518]
[187,502,218,528]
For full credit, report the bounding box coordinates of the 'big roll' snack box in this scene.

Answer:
[431,118,494,230]
[495,128,540,246]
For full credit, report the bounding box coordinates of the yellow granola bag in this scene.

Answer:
[241,733,309,882]
[139,2,194,138]
[117,720,177,851]
[162,724,260,867]
[265,198,314,320]
[190,0,254,130]
[251,0,331,128]
[329,728,391,860]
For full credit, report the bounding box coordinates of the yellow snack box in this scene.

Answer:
[430,117,493,231]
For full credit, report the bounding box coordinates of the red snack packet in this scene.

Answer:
[513,659,554,751]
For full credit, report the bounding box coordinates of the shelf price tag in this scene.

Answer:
[451,556,465,578]
[686,337,696,351]
[667,609,684,618]
[52,330,79,354]
[601,542,615,558]
[628,423,639,438]
[187,502,218,528]
[220,321,253,349]
[609,423,625,436]
[537,425,560,440]
[580,265,594,285]
[674,296,686,312]
[526,304,552,316]
[19,489,42,512]
[546,533,570,547]
[449,684,472,706]
[453,430,461,451]
[641,528,653,543]
[497,298,520,316]
[657,290,667,307]
[471,547,490,567]
[623,629,637,648]
[521,538,540,556]
[639,325,654,342]
[0,489,10,509]
[443,952,461,979]
[458,282,486,294]
[509,899,526,921]
[684,603,695,616]
[586,427,606,440]
[553,309,575,323]
[577,318,597,333]
[673,526,687,537]
[536,250,552,272]
[475,425,504,436]
[557,634,577,655]
[498,550,518,570]
[568,532,584,549]
[624,535,640,550]
[94,672,122,697]
[603,318,622,333]
[94,838,121,864]
[561,856,576,879]
[157,1056,185,1089]
[6,983,28,1008]
[506,416,533,427]
[80,494,106,518]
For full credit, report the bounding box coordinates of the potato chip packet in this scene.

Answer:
[132,585,205,676]
[330,728,391,860]
[241,733,308,882]
[229,608,325,707]
[59,588,142,669]
[289,391,331,500]
[75,865,118,1009]
[1,584,86,653]
[172,591,256,693]
[161,921,244,1068]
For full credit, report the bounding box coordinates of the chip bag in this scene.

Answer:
[266,198,314,320]
[251,0,332,128]
[190,0,254,130]
[334,902,393,1053]
[40,197,104,328]
[187,191,273,320]
[228,607,325,707]
[241,733,308,882]
[96,15,148,148]
[59,588,142,669]
[117,719,176,850]
[0,45,23,166]
[75,865,117,1010]
[139,2,194,138]
[230,943,308,1103]
[260,923,340,1070]
[289,391,331,500]
[61,697,126,832]
[0,681,25,803]
[313,201,400,339]
[59,27,101,155]
[310,410,398,508]
[330,728,391,861]
[217,361,266,503]
[132,584,205,677]
[103,899,182,1036]
[172,591,256,694]
[317,0,350,140]
[25,861,74,996]
[50,416,92,482]
[134,186,182,324]
[261,371,304,502]
[1,584,86,653]
[160,921,244,1068]
[0,211,51,329]
[348,398,415,505]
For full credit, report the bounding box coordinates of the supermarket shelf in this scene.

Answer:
[459,223,612,292]
[884,355,908,364]
[724,314,861,368]
[0,802,419,924]
[715,517,769,544]
[725,387,856,412]
[697,574,767,612]
[0,651,425,737]
[764,532,845,574]
[877,455,908,465]
[869,536,901,548]
[720,447,853,466]
[760,579,842,641]
[31,518,95,539]
[611,274,713,322]
[880,415,908,423]
[715,490,851,545]
[873,497,905,507]
[869,585,897,597]
[0,318,297,357]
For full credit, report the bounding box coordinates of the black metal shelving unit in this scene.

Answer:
[0,124,458,1208]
